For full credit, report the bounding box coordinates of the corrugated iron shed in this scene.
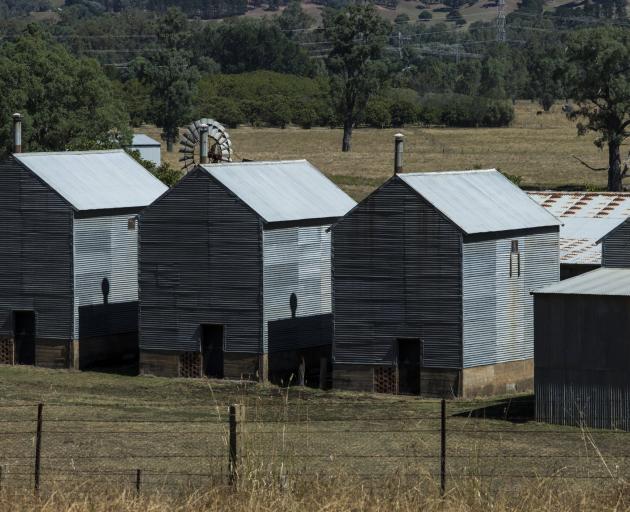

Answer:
[14,150,168,212]
[558,217,626,265]
[529,191,630,265]
[533,267,630,296]
[201,160,356,223]
[400,170,559,234]
[131,134,160,147]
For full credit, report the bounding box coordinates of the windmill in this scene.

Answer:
[179,118,233,172]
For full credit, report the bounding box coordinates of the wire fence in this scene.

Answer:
[0,398,629,496]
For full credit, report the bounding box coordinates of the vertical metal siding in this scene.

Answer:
[73,214,140,338]
[602,220,630,268]
[139,168,263,353]
[332,178,463,367]
[262,225,332,353]
[462,231,558,368]
[0,158,74,339]
[535,294,630,431]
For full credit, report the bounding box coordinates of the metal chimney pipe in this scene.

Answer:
[13,113,22,154]
[200,124,209,165]
[394,133,404,174]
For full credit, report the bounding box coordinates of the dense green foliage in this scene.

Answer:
[133,8,198,151]
[324,3,391,151]
[565,27,630,191]
[128,150,182,186]
[0,1,50,20]
[0,28,130,156]
[195,71,330,128]
[0,0,629,185]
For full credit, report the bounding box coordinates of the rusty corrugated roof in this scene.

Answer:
[529,191,630,265]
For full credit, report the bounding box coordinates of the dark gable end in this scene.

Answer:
[0,158,74,339]
[601,218,630,268]
[139,167,263,354]
[332,176,463,368]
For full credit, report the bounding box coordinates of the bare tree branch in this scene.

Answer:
[572,155,608,171]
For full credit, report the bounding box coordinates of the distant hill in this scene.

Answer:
[12,0,620,32]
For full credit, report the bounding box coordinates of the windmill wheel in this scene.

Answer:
[179,118,233,171]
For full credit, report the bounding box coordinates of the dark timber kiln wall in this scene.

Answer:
[139,169,263,365]
[602,219,630,268]
[332,177,463,374]
[0,158,74,344]
[535,294,630,431]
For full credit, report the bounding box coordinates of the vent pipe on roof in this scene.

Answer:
[13,113,22,154]
[200,124,209,165]
[394,133,404,174]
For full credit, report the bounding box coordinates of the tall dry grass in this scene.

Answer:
[0,475,627,512]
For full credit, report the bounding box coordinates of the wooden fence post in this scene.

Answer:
[229,404,239,486]
[440,398,446,497]
[136,469,142,494]
[34,403,43,494]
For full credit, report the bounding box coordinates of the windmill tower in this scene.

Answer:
[496,0,506,42]
[179,118,233,172]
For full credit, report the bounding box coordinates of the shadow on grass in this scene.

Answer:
[454,395,535,423]
[85,356,139,377]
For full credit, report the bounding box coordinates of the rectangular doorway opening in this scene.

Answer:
[201,325,224,378]
[14,311,36,366]
[397,338,421,395]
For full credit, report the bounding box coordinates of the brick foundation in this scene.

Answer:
[333,364,377,392]
[35,339,71,369]
[462,358,533,397]
[0,338,14,365]
[223,352,260,381]
[334,364,461,397]
[140,351,180,377]
[140,350,266,381]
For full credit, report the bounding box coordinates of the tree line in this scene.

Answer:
[0,1,629,189]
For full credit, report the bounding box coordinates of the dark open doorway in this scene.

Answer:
[397,338,421,395]
[201,325,224,378]
[14,311,36,366]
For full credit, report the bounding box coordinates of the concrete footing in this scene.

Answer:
[333,359,533,398]
[462,358,533,397]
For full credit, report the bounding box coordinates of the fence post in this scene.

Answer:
[136,469,142,494]
[440,398,446,497]
[228,404,238,487]
[34,403,43,494]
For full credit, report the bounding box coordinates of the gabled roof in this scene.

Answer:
[131,134,161,147]
[398,169,560,235]
[558,217,627,265]
[533,267,630,296]
[201,160,356,224]
[529,191,630,265]
[14,150,168,212]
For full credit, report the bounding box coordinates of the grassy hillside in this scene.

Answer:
[145,101,613,200]
[0,365,628,510]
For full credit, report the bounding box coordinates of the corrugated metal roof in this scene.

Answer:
[399,169,560,235]
[15,150,168,212]
[528,191,630,218]
[529,191,630,265]
[558,217,626,265]
[534,267,630,296]
[201,160,357,223]
[131,134,161,147]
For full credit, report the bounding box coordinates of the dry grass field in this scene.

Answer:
[0,366,629,511]
[146,102,617,201]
